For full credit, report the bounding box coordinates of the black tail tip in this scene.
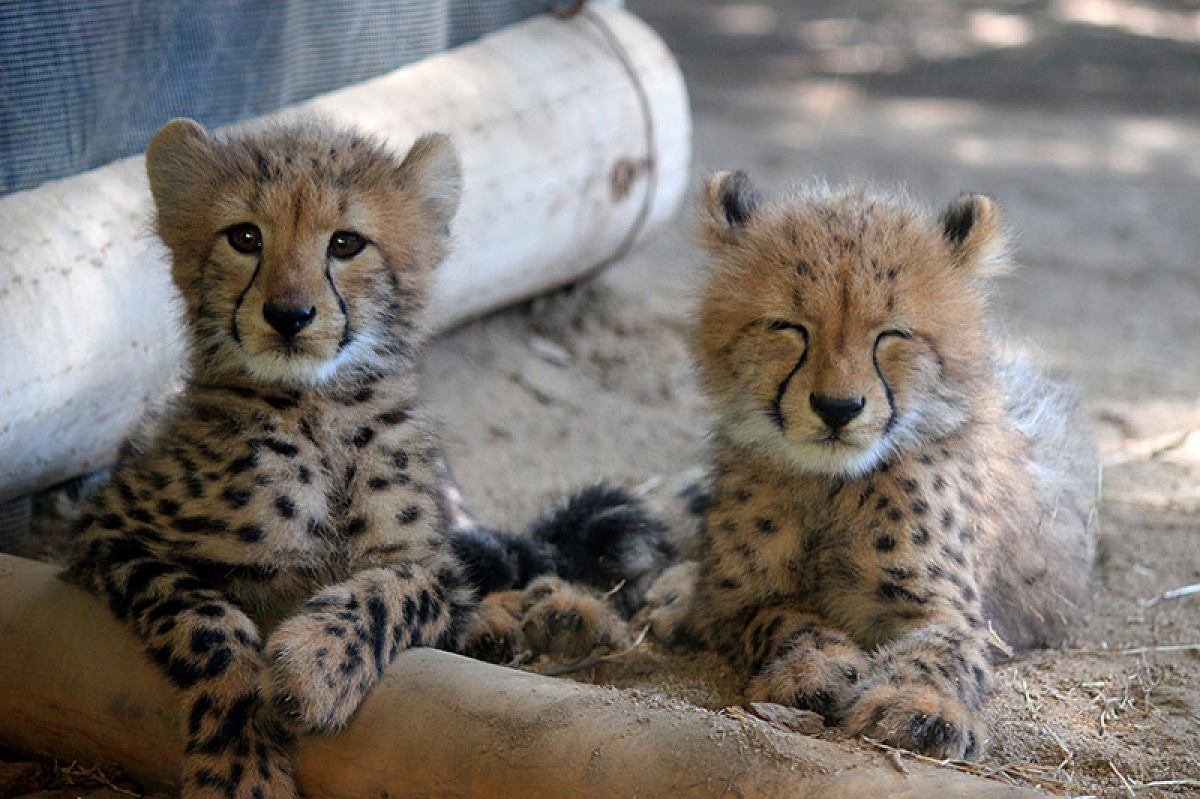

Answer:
[449,525,555,595]
[529,483,674,616]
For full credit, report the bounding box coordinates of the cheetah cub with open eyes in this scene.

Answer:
[644,173,1097,760]
[65,118,669,798]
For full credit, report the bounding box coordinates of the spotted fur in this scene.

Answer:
[463,575,631,664]
[649,175,1097,760]
[64,118,670,798]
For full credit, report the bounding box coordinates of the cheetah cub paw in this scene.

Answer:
[465,576,630,663]
[847,681,986,760]
[747,640,870,724]
[632,561,698,644]
[263,610,369,735]
[462,590,530,663]
[521,576,630,658]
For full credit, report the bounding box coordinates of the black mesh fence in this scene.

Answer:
[0,0,556,195]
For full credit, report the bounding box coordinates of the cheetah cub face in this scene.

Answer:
[695,173,1009,478]
[146,119,461,388]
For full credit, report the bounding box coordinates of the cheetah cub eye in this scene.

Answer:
[767,320,808,340]
[328,231,367,259]
[226,223,262,255]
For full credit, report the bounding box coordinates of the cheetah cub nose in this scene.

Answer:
[810,395,865,430]
[263,303,317,338]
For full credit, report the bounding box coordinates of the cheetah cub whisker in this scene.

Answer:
[647,173,1097,760]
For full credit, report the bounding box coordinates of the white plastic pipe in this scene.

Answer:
[0,5,691,502]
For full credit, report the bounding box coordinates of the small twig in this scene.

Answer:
[1066,643,1200,657]
[599,624,650,661]
[862,738,1075,793]
[987,621,1015,658]
[1020,680,1037,719]
[1109,761,1137,798]
[1118,643,1200,657]
[535,625,651,676]
[886,749,909,775]
[1103,491,1200,509]
[1043,724,1073,771]
[600,579,627,600]
[1141,582,1200,608]
[505,649,533,668]
[54,761,141,797]
[720,772,746,798]
[536,647,610,676]
[1103,430,1196,467]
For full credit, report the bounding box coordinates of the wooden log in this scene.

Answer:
[0,553,1040,798]
[0,4,691,503]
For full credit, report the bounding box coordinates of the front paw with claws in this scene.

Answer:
[847,681,987,760]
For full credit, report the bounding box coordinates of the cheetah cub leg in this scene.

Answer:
[632,561,700,644]
[72,556,295,799]
[847,623,992,760]
[263,563,466,735]
[465,576,630,663]
[742,609,871,725]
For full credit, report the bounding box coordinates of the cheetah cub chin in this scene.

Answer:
[645,173,1097,760]
[65,118,670,799]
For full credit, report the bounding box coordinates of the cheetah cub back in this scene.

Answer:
[656,173,1097,760]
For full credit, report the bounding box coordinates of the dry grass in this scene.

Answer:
[51,760,143,796]
[863,736,1076,794]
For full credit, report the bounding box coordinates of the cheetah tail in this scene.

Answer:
[449,523,557,597]
[527,483,675,618]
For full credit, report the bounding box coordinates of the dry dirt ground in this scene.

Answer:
[5,1,1200,797]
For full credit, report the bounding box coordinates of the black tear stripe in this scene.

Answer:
[875,332,947,435]
[325,260,353,351]
[769,325,809,430]
[770,355,805,429]
[872,338,898,434]
[231,255,263,347]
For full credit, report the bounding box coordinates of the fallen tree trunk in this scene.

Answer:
[0,553,1038,797]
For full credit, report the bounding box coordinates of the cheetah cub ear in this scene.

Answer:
[395,132,463,234]
[145,118,217,245]
[696,170,760,248]
[939,193,1010,278]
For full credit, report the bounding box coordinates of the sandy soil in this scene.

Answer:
[4,2,1199,796]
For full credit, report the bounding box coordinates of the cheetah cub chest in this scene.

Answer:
[652,173,1097,760]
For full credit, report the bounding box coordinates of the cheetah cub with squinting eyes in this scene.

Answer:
[65,119,669,798]
[642,173,1097,760]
